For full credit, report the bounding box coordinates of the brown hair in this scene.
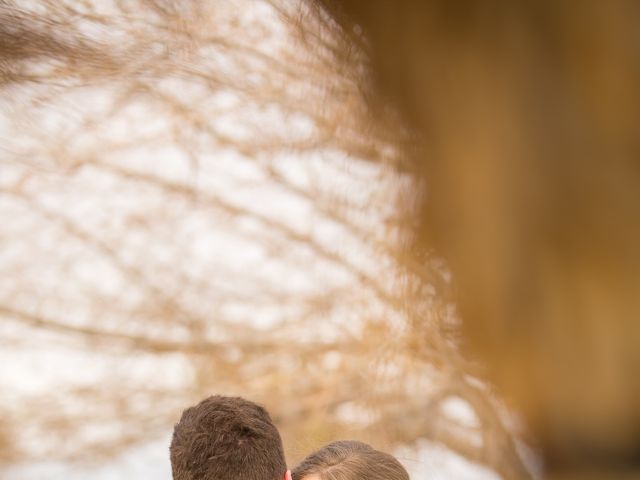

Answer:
[170,395,287,480]
[292,441,409,480]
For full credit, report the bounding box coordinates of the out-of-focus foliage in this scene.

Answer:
[1,1,533,479]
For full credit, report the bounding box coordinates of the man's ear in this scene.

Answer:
[284,470,292,480]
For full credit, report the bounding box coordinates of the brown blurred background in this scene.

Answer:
[318,1,640,478]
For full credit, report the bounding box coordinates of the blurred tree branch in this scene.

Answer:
[0,1,533,478]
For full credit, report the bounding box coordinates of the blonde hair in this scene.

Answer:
[292,441,410,480]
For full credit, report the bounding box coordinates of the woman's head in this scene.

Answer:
[292,441,409,480]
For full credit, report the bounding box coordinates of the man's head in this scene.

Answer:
[170,395,288,480]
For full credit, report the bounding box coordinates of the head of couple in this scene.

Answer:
[170,395,409,480]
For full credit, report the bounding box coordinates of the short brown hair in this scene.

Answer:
[170,395,287,480]
[292,440,409,480]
